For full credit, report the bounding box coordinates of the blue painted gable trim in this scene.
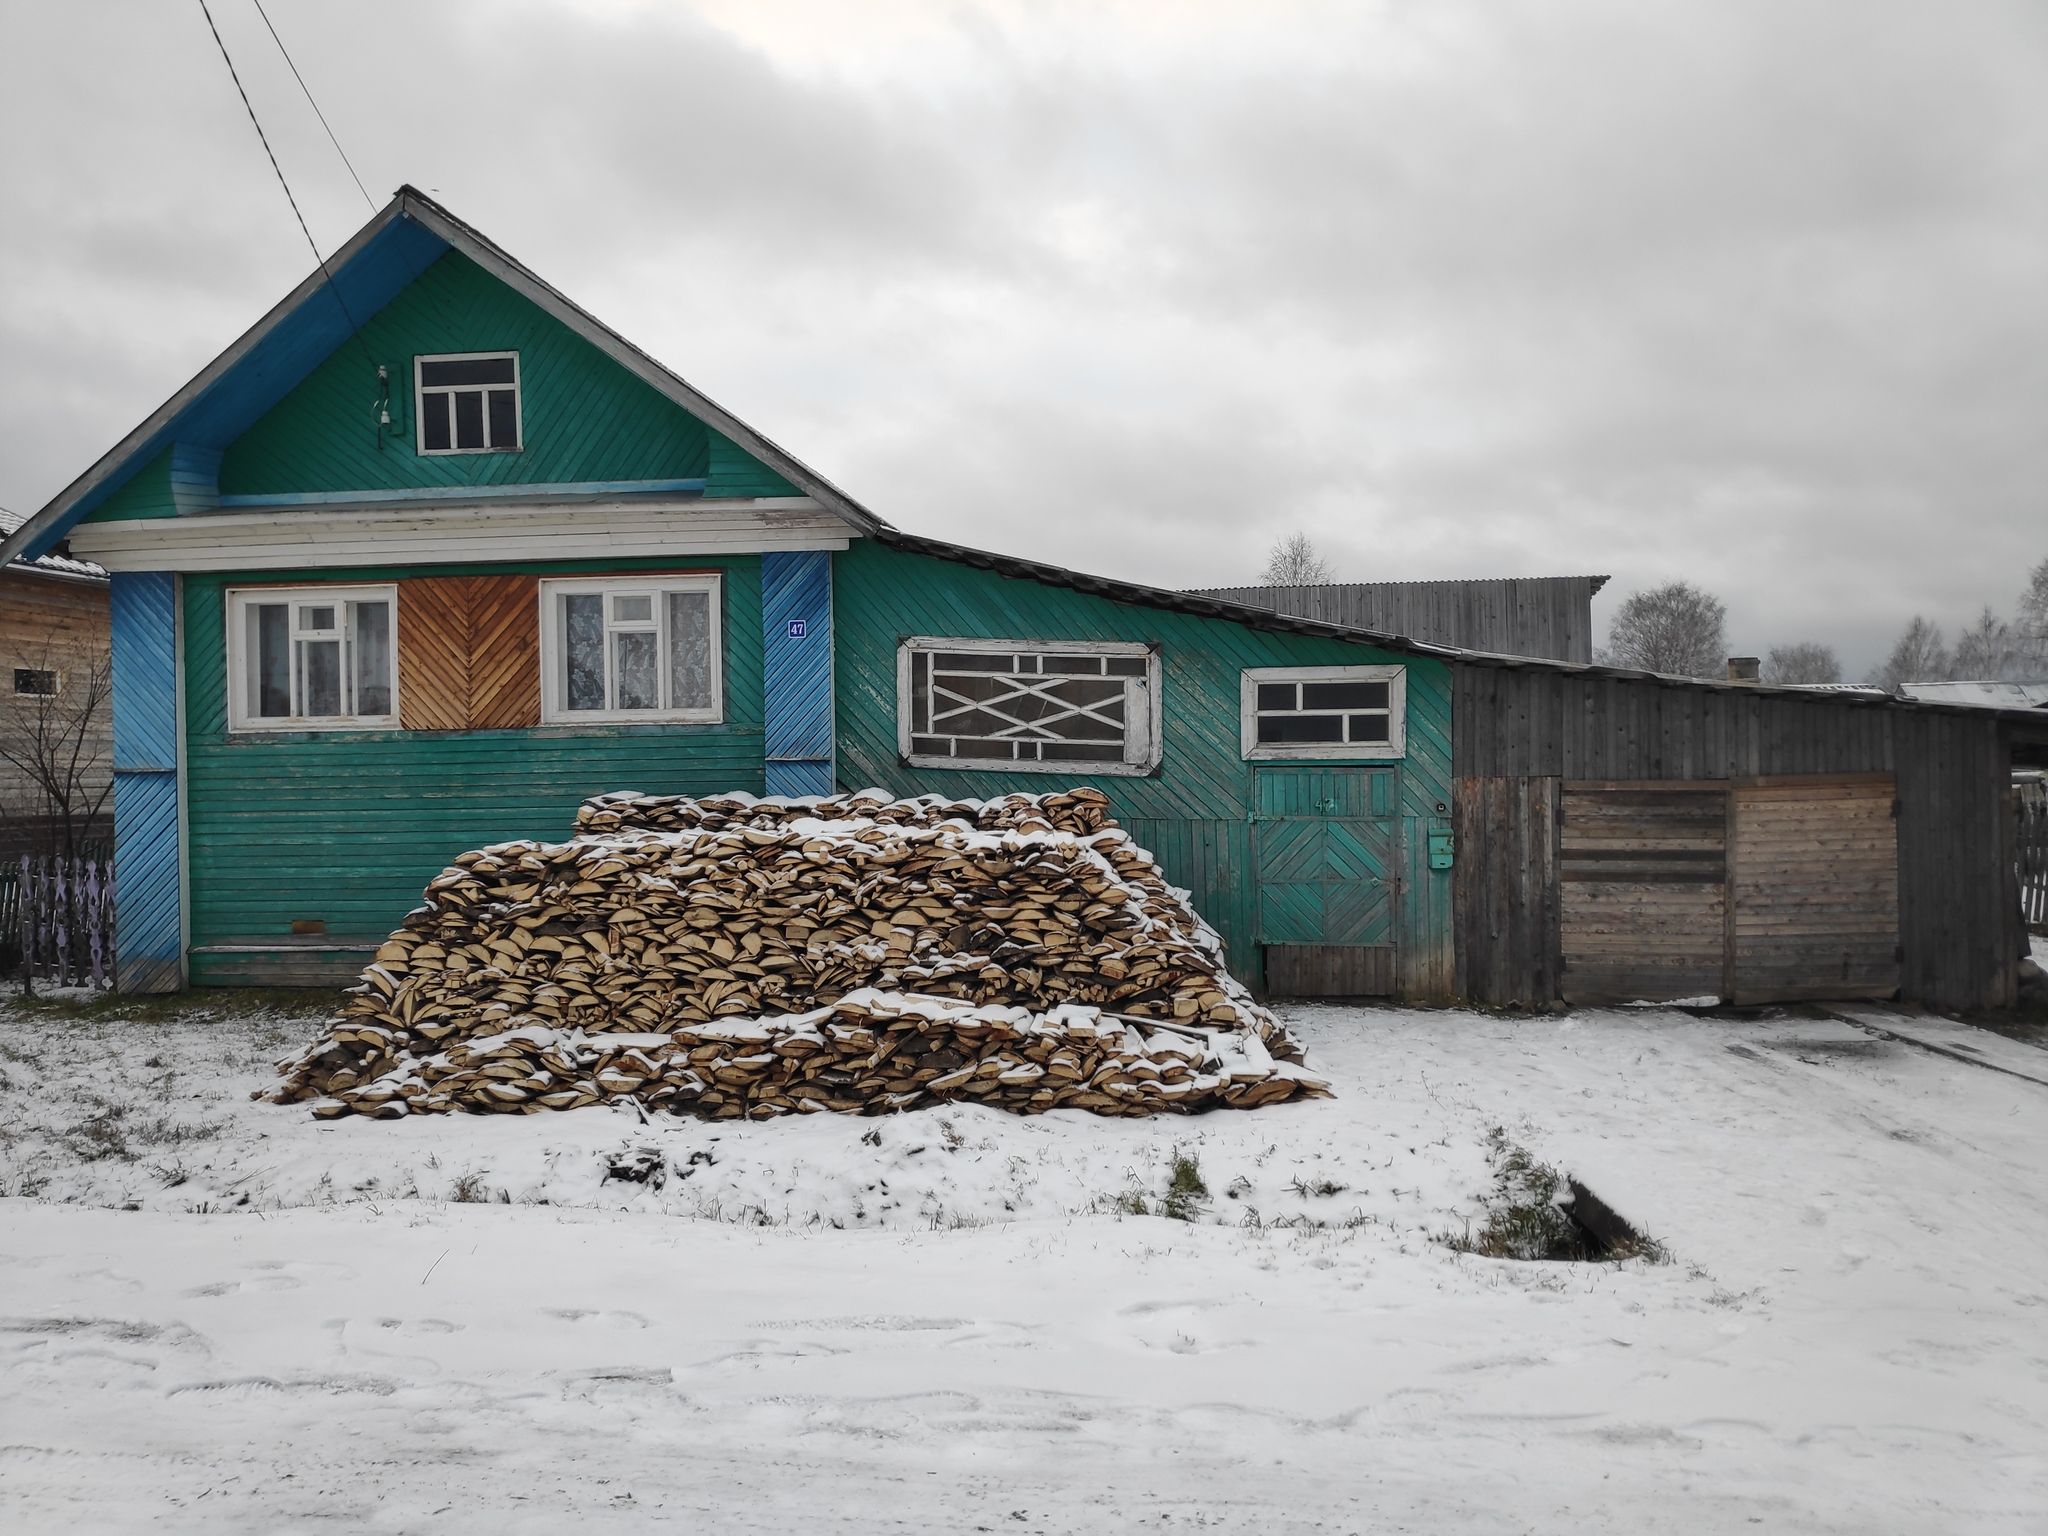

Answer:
[169,444,223,515]
[19,214,449,560]
[110,571,183,991]
[761,549,835,796]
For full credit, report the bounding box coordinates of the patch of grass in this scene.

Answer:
[1160,1149,1208,1222]
[1443,1128,1599,1262]
[1287,1175,1348,1199]
[449,1171,493,1203]
[0,987,346,1026]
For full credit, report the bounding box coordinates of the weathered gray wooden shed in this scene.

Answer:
[1192,576,1608,664]
[1449,660,2048,1013]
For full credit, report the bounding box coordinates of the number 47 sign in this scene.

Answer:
[786,619,808,640]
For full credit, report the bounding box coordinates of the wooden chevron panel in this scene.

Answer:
[398,577,470,731]
[467,574,541,729]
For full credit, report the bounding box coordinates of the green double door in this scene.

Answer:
[1253,768,1398,994]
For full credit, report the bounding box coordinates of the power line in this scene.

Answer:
[195,0,383,426]
[197,0,332,275]
[250,0,374,211]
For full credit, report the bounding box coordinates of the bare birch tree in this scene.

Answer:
[1761,642,1841,685]
[1259,532,1334,586]
[1868,616,1950,693]
[1950,606,2037,681]
[1597,581,1727,677]
[0,632,114,859]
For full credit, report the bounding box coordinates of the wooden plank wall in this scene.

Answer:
[0,566,113,822]
[1452,776,1558,1005]
[1558,783,1727,1005]
[835,541,1458,994]
[1193,577,1600,664]
[1265,944,1396,997]
[1730,777,1898,1003]
[1451,667,2020,1010]
[398,575,541,731]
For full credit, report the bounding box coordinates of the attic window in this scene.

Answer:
[416,352,521,454]
[13,668,58,696]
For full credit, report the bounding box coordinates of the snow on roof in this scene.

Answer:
[0,506,106,582]
[1897,680,2048,710]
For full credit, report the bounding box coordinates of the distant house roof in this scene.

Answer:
[0,508,106,584]
[1898,680,2048,710]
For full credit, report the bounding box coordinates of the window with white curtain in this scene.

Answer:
[540,574,722,724]
[226,585,398,731]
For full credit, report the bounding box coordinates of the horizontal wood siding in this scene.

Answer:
[1730,778,1898,1003]
[1453,667,2020,1010]
[1559,784,1728,1004]
[1453,775,1559,1006]
[835,541,1456,992]
[180,557,764,951]
[0,566,112,820]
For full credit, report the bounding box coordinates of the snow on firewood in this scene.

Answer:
[265,787,1329,1121]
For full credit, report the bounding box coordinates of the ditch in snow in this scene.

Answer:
[1442,1127,1667,1263]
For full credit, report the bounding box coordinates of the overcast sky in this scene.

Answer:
[2,0,2043,674]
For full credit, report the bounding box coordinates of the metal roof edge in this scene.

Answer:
[876,529,2048,729]
[1191,575,1612,597]
[391,187,893,541]
[0,196,419,569]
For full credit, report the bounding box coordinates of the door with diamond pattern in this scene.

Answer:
[1253,767,1398,995]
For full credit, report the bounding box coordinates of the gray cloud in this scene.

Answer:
[2,0,2043,674]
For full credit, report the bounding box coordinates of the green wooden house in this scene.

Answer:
[0,190,1456,998]
[5,190,2038,1010]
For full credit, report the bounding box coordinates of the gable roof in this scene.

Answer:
[0,187,892,567]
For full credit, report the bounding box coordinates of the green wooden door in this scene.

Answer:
[1252,767,1396,946]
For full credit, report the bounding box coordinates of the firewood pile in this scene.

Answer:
[265,788,1331,1121]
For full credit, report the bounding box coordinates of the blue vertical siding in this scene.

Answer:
[761,550,835,796]
[110,572,183,991]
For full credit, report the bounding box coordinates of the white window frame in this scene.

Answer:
[415,350,522,455]
[540,574,724,726]
[226,583,400,733]
[1240,665,1406,761]
[896,636,1161,776]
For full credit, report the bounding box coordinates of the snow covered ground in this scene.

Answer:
[3,994,2045,1533]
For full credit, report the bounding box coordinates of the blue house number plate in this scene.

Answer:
[787,619,808,640]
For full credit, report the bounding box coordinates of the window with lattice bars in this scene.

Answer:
[897,638,1158,775]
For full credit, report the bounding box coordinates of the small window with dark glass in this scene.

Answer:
[415,351,520,454]
[1240,665,1404,759]
[1254,679,1390,744]
[13,668,58,696]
